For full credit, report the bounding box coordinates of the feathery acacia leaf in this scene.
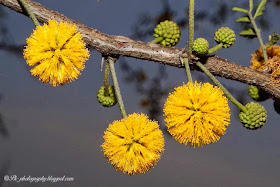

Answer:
[254,0,267,18]
[232,7,248,13]
[235,16,250,23]
[239,28,260,39]
[249,0,254,12]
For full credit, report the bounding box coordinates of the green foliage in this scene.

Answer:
[265,32,280,47]
[233,0,267,40]
[239,27,260,38]
[254,0,267,18]
[235,16,250,23]
[232,7,248,13]
[249,0,254,12]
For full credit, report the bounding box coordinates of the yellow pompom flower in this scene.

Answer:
[164,82,230,147]
[102,113,165,175]
[23,19,90,87]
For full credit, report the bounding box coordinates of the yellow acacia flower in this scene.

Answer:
[102,113,164,175]
[164,82,230,147]
[250,45,280,70]
[23,20,90,87]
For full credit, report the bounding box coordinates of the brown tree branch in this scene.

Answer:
[1,0,280,99]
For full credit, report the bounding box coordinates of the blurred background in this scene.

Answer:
[0,0,280,186]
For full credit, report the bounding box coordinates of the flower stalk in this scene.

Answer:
[183,0,195,83]
[107,57,127,118]
[182,58,193,82]
[18,0,40,26]
[208,43,223,54]
[188,0,195,52]
[103,60,110,96]
[150,37,164,44]
[196,61,247,113]
[248,12,268,61]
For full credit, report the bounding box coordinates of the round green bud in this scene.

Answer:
[248,85,260,100]
[97,85,117,107]
[239,102,267,130]
[153,20,181,46]
[214,27,236,48]
[192,38,209,56]
[248,85,270,101]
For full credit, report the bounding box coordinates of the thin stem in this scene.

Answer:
[182,0,195,82]
[18,0,40,26]
[196,61,247,112]
[107,57,127,118]
[103,60,110,96]
[183,58,193,82]
[188,0,195,52]
[248,13,268,62]
[150,37,164,44]
[208,43,223,54]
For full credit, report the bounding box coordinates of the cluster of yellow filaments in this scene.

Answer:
[102,113,165,175]
[250,45,280,85]
[24,20,90,87]
[164,82,230,147]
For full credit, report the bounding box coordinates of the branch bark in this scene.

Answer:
[1,0,280,99]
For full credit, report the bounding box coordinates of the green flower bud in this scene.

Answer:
[154,20,181,46]
[239,102,267,130]
[214,27,236,48]
[97,85,117,107]
[192,38,209,56]
[248,85,270,101]
[248,85,260,100]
